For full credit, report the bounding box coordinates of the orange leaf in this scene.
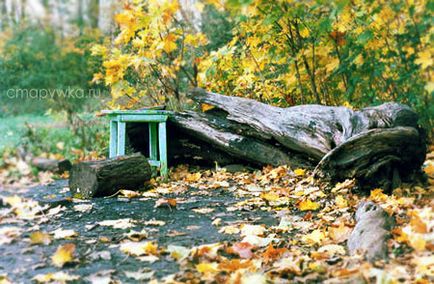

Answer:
[262,244,288,263]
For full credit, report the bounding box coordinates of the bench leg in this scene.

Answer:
[158,122,168,180]
[117,121,126,156]
[109,120,118,158]
[149,123,158,161]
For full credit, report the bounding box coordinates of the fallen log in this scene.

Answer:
[32,157,72,173]
[348,201,394,261]
[69,153,151,198]
[314,127,426,190]
[126,88,425,188]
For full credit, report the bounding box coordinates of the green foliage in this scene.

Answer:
[0,24,107,116]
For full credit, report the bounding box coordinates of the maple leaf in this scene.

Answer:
[298,199,320,211]
[51,243,75,267]
[263,244,288,263]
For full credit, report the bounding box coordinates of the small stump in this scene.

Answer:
[69,153,151,198]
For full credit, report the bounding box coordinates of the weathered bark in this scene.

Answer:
[314,127,426,190]
[348,201,394,261]
[126,88,425,187]
[32,158,72,173]
[69,153,151,198]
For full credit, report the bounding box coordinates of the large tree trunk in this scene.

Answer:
[127,88,426,188]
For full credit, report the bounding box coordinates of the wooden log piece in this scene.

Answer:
[32,158,72,173]
[69,153,151,198]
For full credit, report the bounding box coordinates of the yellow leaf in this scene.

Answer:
[298,199,320,211]
[196,262,219,274]
[335,195,348,209]
[163,33,178,53]
[186,172,201,182]
[302,229,325,245]
[299,27,310,37]
[201,103,215,112]
[415,49,432,70]
[30,231,51,245]
[51,243,75,267]
[294,168,305,176]
[370,188,388,202]
[260,192,280,202]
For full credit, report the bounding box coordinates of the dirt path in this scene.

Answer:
[0,179,276,283]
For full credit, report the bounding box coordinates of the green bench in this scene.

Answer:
[101,109,170,180]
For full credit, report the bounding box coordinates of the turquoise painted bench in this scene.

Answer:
[101,109,170,180]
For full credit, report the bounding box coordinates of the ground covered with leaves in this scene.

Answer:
[0,153,433,283]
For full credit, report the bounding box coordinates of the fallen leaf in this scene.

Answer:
[30,231,51,245]
[218,259,253,272]
[52,228,78,239]
[328,223,352,243]
[241,224,266,236]
[231,242,254,259]
[298,199,320,211]
[51,243,75,267]
[167,245,190,261]
[33,271,79,283]
[335,195,348,209]
[154,198,177,208]
[124,270,154,281]
[120,241,159,256]
[73,204,93,213]
[98,218,135,229]
[119,190,141,198]
[302,229,325,245]
[192,207,215,214]
[263,244,288,263]
[123,229,148,242]
[186,172,201,182]
[317,244,346,256]
[196,262,219,274]
[294,168,306,176]
[144,220,166,226]
[219,225,240,235]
